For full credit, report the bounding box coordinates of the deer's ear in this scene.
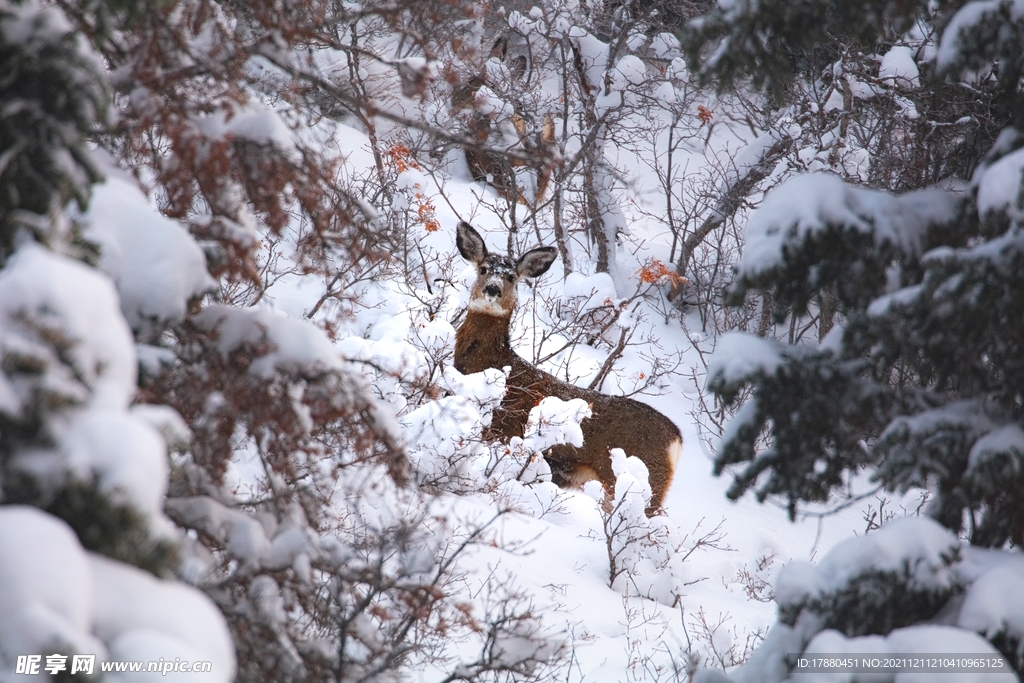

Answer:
[456,222,488,264]
[516,246,557,278]
[489,35,508,60]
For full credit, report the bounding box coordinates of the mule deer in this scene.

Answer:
[450,37,556,207]
[453,221,682,513]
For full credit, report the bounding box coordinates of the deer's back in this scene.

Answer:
[492,357,680,507]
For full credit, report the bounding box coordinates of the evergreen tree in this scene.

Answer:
[0,1,234,678]
[691,0,1024,552]
[685,1,1024,679]
[0,0,106,260]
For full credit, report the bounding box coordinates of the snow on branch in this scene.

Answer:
[83,171,215,336]
[737,173,958,282]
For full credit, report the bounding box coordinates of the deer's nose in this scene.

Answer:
[483,283,501,298]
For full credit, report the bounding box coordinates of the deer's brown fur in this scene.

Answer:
[453,222,682,513]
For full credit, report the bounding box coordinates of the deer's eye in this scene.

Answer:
[505,274,515,282]
[479,266,487,275]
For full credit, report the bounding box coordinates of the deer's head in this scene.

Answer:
[456,221,557,317]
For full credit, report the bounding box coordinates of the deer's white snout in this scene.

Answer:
[469,274,513,316]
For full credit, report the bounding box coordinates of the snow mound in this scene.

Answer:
[193,305,344,378]
[83,173,215,334]
[708,332,784,386]
[0,244,177,534]
[90,553,235,681]
[0,243,136,412]
[55,410,169,524]
[0,506,103,661]
[193,104,299,161]
[976,147,1024,222]
[0,507,235,682]
[958,560,1024,658]
[524,396,592,451]
[774,517,960,608]
[738,173,957,278]
[879,45,920,90]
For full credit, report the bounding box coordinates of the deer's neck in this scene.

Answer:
[455,310,517,375]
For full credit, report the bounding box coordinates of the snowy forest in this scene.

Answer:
[1,0,1023,681]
